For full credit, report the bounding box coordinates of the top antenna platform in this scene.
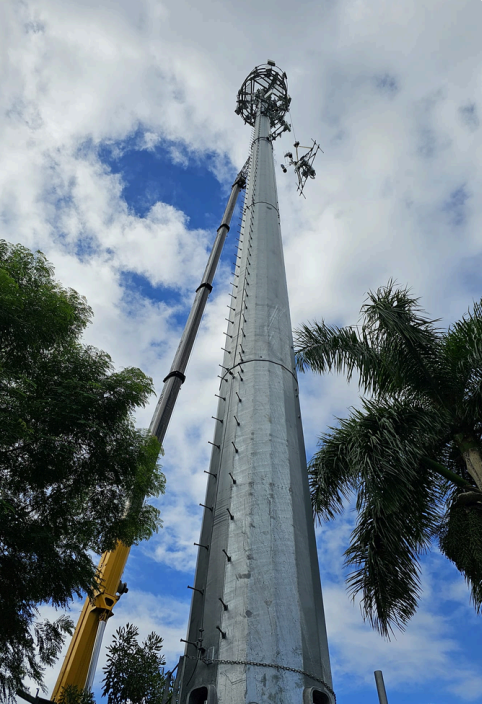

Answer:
[235,62,291,138]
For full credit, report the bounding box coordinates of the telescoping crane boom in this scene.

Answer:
[42,163,249,701]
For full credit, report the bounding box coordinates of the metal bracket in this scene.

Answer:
[162,370,186,384]
[196,282,213,293]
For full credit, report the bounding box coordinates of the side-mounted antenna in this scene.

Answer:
[281,139,323,197]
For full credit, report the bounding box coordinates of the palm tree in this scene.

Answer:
[294,281,482,636]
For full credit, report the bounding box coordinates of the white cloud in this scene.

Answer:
[4,0,482,701]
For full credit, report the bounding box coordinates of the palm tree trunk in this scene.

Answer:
[461,447,482,491]
[454,434,482,491]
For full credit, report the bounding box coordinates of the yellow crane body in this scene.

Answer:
[51,542,131,701]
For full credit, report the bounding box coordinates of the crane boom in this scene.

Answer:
[48,165,248,700]
[51,543,130,700]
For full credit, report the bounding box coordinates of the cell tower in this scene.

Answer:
[175,62,333,704]
[44,61,331,704]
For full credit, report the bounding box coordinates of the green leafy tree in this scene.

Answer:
[295,281,482,636]
[57,684,96,704]
[0,241,165,700]
[102,624,166,704]
[0,615,75,704]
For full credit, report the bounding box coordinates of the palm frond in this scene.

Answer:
[299,282,482,632]
[310,398,446,519]
[430,441,477,499]
[309,426,358,521]
[312,398,443,635]
[443,300,482,422]
[421,456,473,489]
[361,280,439,347]
[361,281,446,402]
[294,322,390,395]
[295,281,448,403]
[346,464,439,637]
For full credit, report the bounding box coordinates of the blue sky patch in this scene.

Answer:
[120,270,184,309]
[417,127,438,159]
[459,102,480,131]
[98,133,234,230]
[374,73,399,96]
[443,184,469,227]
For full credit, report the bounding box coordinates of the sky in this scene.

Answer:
[2,0,482,702]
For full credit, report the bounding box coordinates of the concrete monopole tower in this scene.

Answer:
[176,62,334,704]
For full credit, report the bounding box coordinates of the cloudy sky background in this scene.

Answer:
[3,0,482,702]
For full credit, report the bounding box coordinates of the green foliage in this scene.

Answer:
[295,281,482,636]
[102,624,166,704]
[57,684,96,704]
[1,615,73,703]
[0,241,165,700]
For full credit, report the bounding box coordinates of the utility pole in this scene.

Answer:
[176,62,334,704]
[374,671,389,704]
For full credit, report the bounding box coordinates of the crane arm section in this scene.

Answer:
[51,543,130,700]
[50,166,248,700]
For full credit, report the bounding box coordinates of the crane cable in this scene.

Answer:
[288,108,297,145]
